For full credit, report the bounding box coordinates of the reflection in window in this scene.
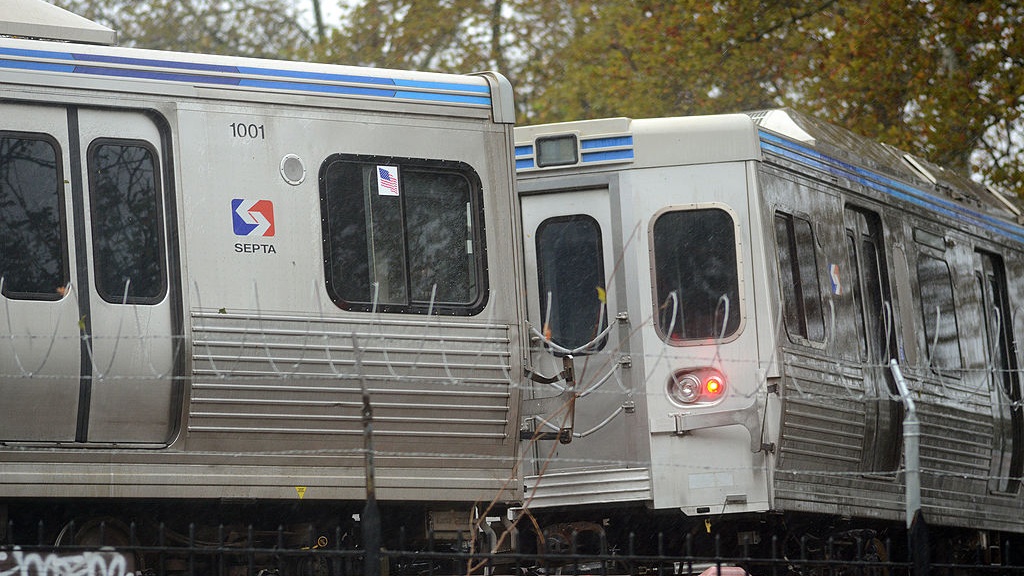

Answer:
[320,156,485,315]
[775,212,825,342]
[405,171,475,304]
[653,208,740,341]
[977,250,1023,494]
[88,141,166,304]
[536,215,607,353]
[0,134,67,300]
[845,205,902,473]
[916,253,961,371]
[845,233,868,358]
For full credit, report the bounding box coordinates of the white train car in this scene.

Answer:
[515,110,1024,559]
[0,0,524,551]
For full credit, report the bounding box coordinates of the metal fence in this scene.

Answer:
[3,520,1024,576]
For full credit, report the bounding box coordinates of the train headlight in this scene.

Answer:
[671,374,702,403]
[668,368,726,405]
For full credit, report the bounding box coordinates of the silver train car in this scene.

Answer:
[514,110,1024,559]
[0,1,525,551]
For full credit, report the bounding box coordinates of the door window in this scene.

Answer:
[0,133,67,300]
[536,214,607,352]
[87,140,166,304]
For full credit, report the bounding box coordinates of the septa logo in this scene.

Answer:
[232,199,275,237]
[829,263,842,295]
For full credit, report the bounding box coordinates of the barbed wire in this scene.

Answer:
[2,282,1022,491]
[2,334,1022,396]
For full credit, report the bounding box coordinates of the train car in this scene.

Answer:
[514,109,1024,560]
[0,0,525,557]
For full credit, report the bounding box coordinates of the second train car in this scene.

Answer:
[514,109,1024,560]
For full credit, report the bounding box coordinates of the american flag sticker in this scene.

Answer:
[377,165,400,196]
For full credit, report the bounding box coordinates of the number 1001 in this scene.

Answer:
[231,123,265,139]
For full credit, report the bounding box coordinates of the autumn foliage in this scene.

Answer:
[56,0,1024,194]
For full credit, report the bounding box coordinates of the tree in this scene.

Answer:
[792,0,1024,192]
[52,0,315,60]
[48,0,1024,192]
[519,0,1024,194]
[516,1,825,121]
[307,0,592,121]
[310,0,490,70]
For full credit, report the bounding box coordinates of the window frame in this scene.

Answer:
[318,153,489,316]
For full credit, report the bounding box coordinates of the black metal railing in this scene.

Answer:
[2,520,1023,576]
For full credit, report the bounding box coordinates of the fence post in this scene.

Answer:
[890,359,929,576]
[356,334,381,576]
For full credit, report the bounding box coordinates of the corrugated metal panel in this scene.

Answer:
[777,351,867,470]
[524,468,652,508]
[188,311,513,440]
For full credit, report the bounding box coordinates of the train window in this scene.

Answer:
[320,155,486,315]
[0,133,68,300]
[652,207,740,342]
[88,140,167,304]
[916,253,961,372]
[536,215,607,353]
[774,212,825,342]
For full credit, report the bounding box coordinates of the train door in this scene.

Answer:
[521,185,628,469]
[77,108,179,443]
[0,103,81,441]
[0,104,180,444]
[843,205,902,472]
[976,250,1024,494]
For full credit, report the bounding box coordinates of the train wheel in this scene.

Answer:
[861,537,890,576]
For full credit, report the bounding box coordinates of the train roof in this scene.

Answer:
[516,109,1023,226]
[751,108,1024,226]
[0,2,513,123]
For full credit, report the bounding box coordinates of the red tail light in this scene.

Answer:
[704,375,723,396]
